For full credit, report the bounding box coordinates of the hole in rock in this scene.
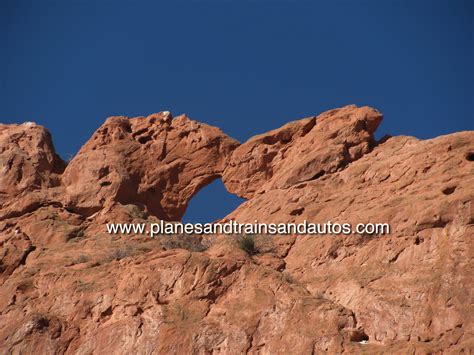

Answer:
[290,207,305,216]
[100,306,113,319]
[442,186,456,195]
[466,152,474,162]
[33,316,50,330]
[182,179,245,224]
[98,166,110,179]
[137,135,153,144]
[350,330,369,343]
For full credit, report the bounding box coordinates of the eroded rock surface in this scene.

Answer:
[62,112,239,220]
[0,122,65,201]
[0,106,473,353]
[226,131,474,351]
[222,105,382,198]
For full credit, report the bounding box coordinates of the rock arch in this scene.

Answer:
[182,178,245,223]
[61,112,239,220]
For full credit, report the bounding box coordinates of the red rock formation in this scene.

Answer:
[226,131,474,350]
[0,122,65,201]
[0,106,473,353]
[62,112,239,220]
[222,105,382,198]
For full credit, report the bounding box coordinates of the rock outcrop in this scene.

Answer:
[226,131,474,350]
[222,105,382,198]
[0,106,473,353]
[0,122,65,201]
[62,112,239,220]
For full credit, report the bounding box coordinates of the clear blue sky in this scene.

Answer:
[2,0,473,222]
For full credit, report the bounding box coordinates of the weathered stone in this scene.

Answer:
[62,112,239,220]
[222,105,382,198]
[0,106,472,353]
[0,122,65,202]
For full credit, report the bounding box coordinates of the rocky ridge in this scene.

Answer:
[0,105,473,353]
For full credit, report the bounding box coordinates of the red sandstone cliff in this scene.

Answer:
[0,106,473,353]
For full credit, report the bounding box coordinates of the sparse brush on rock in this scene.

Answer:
[74,254,89,264]
[1,105,473,353]
[237,235,257,255]
[108,246,134,261]
[160,234,208,252]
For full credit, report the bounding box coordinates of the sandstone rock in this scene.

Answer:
[0,231,34,285]
[0,123,65,202]
[0,106,473,353]
[222,105,382,198]
[226,131,474,350]
[62,112,239,220]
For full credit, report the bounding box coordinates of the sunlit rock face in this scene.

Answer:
[0,106,473,353]
[61,112,239,220]
[222,105,382,198]
[0,122,65,200]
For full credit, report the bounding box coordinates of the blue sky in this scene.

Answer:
[2,0,473,222]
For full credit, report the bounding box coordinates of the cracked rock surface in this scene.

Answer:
[0,106,473,353]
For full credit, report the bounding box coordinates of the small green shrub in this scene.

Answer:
[75,280,95,292]
[111,247,132,261]
[237,235,257,255]
[160,234,208,252]
[282,272,295,284]
[74,254,90,264]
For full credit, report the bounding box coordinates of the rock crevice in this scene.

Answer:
[0,105,473,353]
